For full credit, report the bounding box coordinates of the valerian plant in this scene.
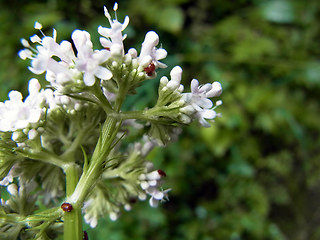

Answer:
[0,3,222,240]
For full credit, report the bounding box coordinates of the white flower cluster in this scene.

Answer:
[139,162,171,208]
[157,65,222,127]
[0,78,84,143]
[81,137,170,228]
[181,79,222,127]
[0,78,46,142]
[82,190,120,228]
[18,3,167,94]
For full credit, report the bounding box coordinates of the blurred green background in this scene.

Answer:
[1,0,320,239]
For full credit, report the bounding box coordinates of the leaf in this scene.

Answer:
[157,7,185,34]
[148,123,180,146]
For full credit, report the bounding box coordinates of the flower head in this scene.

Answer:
[138,31,167,75]
[98,2,129,56]
[19,24,112,88]
[0,78,46,141]
[181,79,222,127]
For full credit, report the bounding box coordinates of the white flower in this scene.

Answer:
[181,79,222,127]
[72,30,112,86]
[98,3,129,56]
[138,163,170,208]
[147,188,171,208]
[139,31,167,69]
[166,66,183,90]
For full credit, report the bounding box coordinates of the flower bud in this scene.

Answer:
[206,81,222,97]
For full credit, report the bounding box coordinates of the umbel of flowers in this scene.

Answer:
[0,3,222,240]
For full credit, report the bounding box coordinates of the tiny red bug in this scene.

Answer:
[157,169,167,177]
[144,62,156,76]
[61,202,73,212]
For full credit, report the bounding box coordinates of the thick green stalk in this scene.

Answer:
[69,116,119,206]
[64,163,82,240]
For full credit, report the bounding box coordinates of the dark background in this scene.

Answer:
[1,0,320,239]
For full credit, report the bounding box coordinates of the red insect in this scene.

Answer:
[61,202,73,212]
[157,169,167,177]
[144,62,156,76]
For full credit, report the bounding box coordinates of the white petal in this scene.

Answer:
[20,38,30,47]
[153,190,164,200]
[109,212,118,221]
[99,37,112,48]
[144,31,159,46]
[199,83,212,93]
[198,98,213,109]
[30,34,41,43]
[28,110,41,123]
[198,117,211,128]
[95,66,112,80]
[121,16,130,31]
[139,56,152,68]
[206,81,222,97]
[83,72,96,86]
[90,218,98,228]
[201,109,217,119]
[28,129,38,140]
[94,49,110,63]
[28,78,41,95]
[190,79,199,93]
[170,66,182,82]
[34,21,42,30]
[8,91,23,101]
[18,49,32,60]
[140,181,149,190]
[149,180,157,186]
[146,171,161,180]
[128,48,138,58]
[140,31,159,58]
[28,66,45,75]
[149,197,159,208]
[156,48,167,60]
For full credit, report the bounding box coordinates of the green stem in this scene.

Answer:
[68,116,119,206]
[110,107,180,123]
[61,128,87,160]
[16,149,65,169]
[64,163,82,240]
[92,82,113,113]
